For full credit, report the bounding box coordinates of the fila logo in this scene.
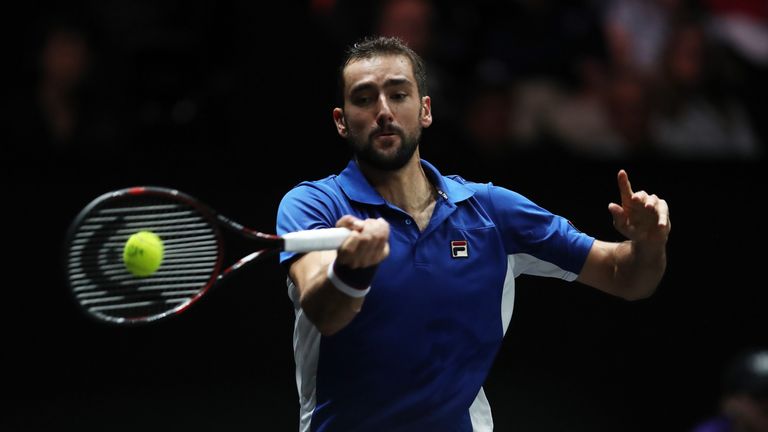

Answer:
[451,240,468,258]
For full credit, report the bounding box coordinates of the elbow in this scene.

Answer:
[621,290,653,302]
[307,313,353,337]
[316,321,345,337]
[300,301,340,336]
[299,294,359,337]
[620,284,659,301]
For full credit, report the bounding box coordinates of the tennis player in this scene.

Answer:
[276,36,670,431]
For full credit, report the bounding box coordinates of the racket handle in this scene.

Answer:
[283,227,351,252]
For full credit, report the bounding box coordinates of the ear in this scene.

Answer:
[420,96,432,128]
[333,108,348,137]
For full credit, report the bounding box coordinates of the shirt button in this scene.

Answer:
[405,219,412,225]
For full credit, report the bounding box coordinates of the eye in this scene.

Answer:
[352,95,370,105]
[391,92,407,101]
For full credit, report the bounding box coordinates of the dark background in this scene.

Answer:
[5,1,767,431]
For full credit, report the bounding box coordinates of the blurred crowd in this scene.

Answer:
[5,3,766,431]
[9,0,767,168]
[333,0,766,162]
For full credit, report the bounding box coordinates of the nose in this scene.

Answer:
[375,95,394,126]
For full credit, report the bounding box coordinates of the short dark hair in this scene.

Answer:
[338,36,428,103]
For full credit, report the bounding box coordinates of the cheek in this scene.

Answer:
[346,119,367,136]
[345,120,360,135]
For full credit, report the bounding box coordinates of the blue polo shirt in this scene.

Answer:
[277,159,594,432]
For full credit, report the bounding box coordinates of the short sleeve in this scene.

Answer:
[276,182,340,266]
[485,183,595,278]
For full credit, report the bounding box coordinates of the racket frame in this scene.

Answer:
[64,186,273,325]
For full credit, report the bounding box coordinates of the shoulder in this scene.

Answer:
[446,174,533,207]
[276,175,347,234]
[277,175,350,224]
[280,175,344,204]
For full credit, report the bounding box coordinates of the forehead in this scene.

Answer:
[343,54,415,90]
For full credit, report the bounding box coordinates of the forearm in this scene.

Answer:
[579,239,666,301]
[613,240,666,300]
[298,263,365,336]
[289,216,389,335]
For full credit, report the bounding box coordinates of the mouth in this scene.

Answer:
[372,132,399,145]
[372,129,399,139]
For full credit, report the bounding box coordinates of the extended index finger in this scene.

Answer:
[617,169,634,205]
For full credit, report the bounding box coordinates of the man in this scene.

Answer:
[276,36,670,431]
[693,348,768,432]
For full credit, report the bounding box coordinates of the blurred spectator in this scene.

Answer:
[510,61,655,160]
[38,27,91,145]
[374,0,460,126]
[9,21,122,167]
[466,0,616,159]
[376,0,433,56]
[705,0,768,67]
[692,348,768,432]
[557,63,654,159]
[649,19,760,159]
[463,61,518,160]
[603,66,655,156]
[704,0,768,153]
[603,0,686,79]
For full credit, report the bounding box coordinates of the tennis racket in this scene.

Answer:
[64,186,350,325]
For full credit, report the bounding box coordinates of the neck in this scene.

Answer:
[358,153,435,214]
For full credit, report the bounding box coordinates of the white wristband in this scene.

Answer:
[327,259,371,298]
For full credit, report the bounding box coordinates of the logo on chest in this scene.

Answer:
[450,240,468,258]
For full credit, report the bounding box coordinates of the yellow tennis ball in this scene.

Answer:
[123,231,164,277]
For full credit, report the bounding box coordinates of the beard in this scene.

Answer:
[347,124,421,171]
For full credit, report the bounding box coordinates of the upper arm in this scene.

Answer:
[484,184,595,277]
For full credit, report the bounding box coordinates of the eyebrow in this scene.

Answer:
[349,77,412,95]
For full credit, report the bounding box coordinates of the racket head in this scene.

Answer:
[64,186,224,325]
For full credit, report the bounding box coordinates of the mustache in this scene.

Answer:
[370,125,404,137]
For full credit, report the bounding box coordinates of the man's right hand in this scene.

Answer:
[335,215,390,269]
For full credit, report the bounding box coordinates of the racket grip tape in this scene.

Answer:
[282,227,351,252]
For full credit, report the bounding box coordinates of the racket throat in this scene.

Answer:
[219,248,279,281]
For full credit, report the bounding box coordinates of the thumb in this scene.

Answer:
[608,202,625,227]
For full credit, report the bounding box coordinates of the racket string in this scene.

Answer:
[67,193,221,323]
